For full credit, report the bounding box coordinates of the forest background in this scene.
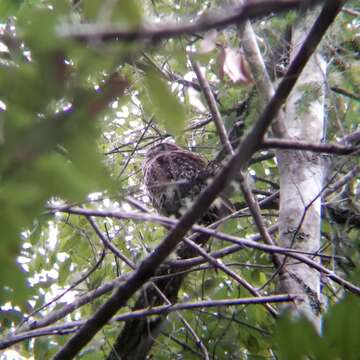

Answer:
[0,0,359,359]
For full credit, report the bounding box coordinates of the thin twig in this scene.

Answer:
[16,249,106,331]
[52,205,360,295]
[87,217,135,269]
[191,59,234,155]
[183,238,279,317]
[0,295,296,350]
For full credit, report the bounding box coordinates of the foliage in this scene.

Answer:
[275,295,360,360]
[0,0,359,359]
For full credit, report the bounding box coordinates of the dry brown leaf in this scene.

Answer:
[218,47,252,84]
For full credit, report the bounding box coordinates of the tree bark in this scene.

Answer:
[277,9,326,331]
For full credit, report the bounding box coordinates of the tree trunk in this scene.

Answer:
[277,9,326,331]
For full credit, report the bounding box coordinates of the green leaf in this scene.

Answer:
[18,7,58,52]
[0,308,23,327]
[58,257,72,286]
[0,0,24,19]
[144,71,186,135]
[0,257,30,308]
[83,0,102,20]
[112,0,143,26]
[247,334,260,353]
[84,0,142,25]
[275,315,321,360]
[34,337,56,360]
[324,296,360,360]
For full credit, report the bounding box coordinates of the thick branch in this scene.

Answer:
[57,0,326,42]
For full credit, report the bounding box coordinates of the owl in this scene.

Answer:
[143,142,222,224]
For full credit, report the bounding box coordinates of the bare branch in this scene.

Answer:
[262,138,356,154]
[342,7,360,16]
[323,165,360,198]
[57,0,326,42]
[87,217,136,269]
[52,205,360,295]
[191,59,234,155]
[241,21,288,137]
[0,295,296,350]
[183,238,279,317]
[331,86,360,101]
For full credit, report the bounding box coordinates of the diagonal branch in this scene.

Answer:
[241,20,288,137]
[87,217,136,269]
[183,238,279,317]
[191,49,284,275]
[191,58,234,155]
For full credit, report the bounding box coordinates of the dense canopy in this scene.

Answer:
[0,1,359,359]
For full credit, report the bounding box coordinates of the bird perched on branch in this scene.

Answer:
[111,143,225,360]
[143,142,228,225]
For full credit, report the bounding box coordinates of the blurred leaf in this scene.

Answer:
[275,315,321,360]
[323,295,360,360]
[84,0,142,26]
[112,0,142,26]
[0,308,23,327]
[275,299,360,360]
[0,257,30,308]
[58,257,72,286]
[34,337,55,360]
[0,0,24,19]
[83,0,102,20]
[144,71,186,135]
[18,7,58,52]
[247,334,260,354]
[0,0,358,357]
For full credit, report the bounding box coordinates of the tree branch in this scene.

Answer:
[241,20,288,137]
[0,295,296,350]
[52,205,360,295]
[262,138,356,154]
[191,58,234,155]
[183,238,279,316]
[57,0,326,42]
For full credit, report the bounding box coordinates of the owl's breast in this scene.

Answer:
[143,152,205,215]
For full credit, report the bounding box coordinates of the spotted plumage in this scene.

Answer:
[143,143,221,223]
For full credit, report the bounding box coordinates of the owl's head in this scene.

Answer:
[145,142,181,160]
